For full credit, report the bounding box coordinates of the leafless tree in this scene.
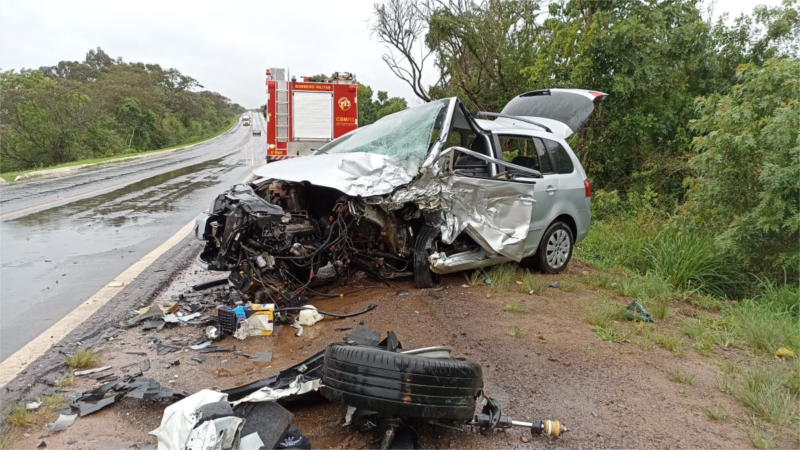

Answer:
[372,0,434,102]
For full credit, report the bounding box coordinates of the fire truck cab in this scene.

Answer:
[264,68,358,162]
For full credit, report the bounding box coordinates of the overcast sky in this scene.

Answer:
[0,0,780,109]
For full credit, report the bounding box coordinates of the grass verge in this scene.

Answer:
[3,394,65,428]
[65,347,100,369]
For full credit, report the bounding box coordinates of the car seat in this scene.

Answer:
[454,137,490,177]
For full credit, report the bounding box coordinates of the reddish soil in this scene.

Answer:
[7,262,768,449]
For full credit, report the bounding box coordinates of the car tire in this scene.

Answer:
[535,221,574,274]
[320,344,483,421]
[413,226,440,288]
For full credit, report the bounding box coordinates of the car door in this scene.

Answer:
[492,134,560,256]
[442,132,537,261]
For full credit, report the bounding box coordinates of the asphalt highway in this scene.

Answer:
[0,114,267,360]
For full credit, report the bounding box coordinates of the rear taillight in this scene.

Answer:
[584,179,591,198]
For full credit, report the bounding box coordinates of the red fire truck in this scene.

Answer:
[264,68,358,162]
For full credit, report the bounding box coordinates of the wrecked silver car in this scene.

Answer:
[195,89,604,304]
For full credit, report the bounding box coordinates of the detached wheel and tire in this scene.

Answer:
[320,344,483,421]
[535,221,574,274]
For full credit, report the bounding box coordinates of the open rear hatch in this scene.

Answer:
[500,89,607,139]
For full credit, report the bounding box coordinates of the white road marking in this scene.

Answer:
[0,220,194,388]
[0,145,262,388]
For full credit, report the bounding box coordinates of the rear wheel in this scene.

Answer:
[413,226,440,288]
[535,221,573,274]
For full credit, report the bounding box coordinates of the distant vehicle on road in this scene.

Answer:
[242,114,251,127]
[252,129,262,136]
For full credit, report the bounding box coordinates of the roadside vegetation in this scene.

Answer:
[373,0,798,444]
[0,47,245,176]
[65,347,100,369]
[1,393,67,449]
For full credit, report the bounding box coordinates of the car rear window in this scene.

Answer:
[544,139,574,174]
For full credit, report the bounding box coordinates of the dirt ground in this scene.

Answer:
[6,260,772,449]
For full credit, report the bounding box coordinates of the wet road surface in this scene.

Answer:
[0,115,267,360]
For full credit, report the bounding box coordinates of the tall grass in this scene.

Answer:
[730,368,799,427]
[732,301,799,354]
[644,226,738,297]
[487,264,518,294]
[576,211,664,270]
[577,212,740,298]
[755,276,799,320]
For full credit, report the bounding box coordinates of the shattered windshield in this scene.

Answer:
[316,100,448,170]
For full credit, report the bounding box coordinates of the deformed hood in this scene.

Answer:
[501,88,607,138]
[252,152,413,197]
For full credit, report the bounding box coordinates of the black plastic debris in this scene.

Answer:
[120,363,138,373]
[142,321,165,332]
[345,325,381,347]
[626,299,654,323]
[191,355,206,363]
[156,343,180,355]
[100,329,122,341]
[222,351,324,402]
[63,376,186,417]
[94,374,118,383]
[192,278,228,291]
[125,378,186,400]
[77,395,120,417]
[379,331,403,352]
[37,441,46,448]
[549,281,561,288]
[196,402,236,424]
[125,352,147,356]
[277,426,311,449]
[120,307,164,328]
[234,402,294,450]
[81,378,124,401]
[199,346,235,354]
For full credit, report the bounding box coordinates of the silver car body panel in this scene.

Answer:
[429,247,512,274]
[226,91,595,275]
[252,152,414,197]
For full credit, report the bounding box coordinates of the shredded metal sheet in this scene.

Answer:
[230,376,320,406]
[253,152,413,197]
[443,176,534,260]
[377,171,533,261]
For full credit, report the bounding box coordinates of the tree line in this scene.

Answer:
[373,0,799,285]
[0,47,245,173]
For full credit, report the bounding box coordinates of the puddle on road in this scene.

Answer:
[10,156,235,229]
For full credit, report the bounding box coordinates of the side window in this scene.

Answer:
[544,139,574,174]
[498,136,543,172]
[533,138,555,174]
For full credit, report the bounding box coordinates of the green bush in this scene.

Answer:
[591,189,625,220]
[644,226,739,297]
[688,59,800,284]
